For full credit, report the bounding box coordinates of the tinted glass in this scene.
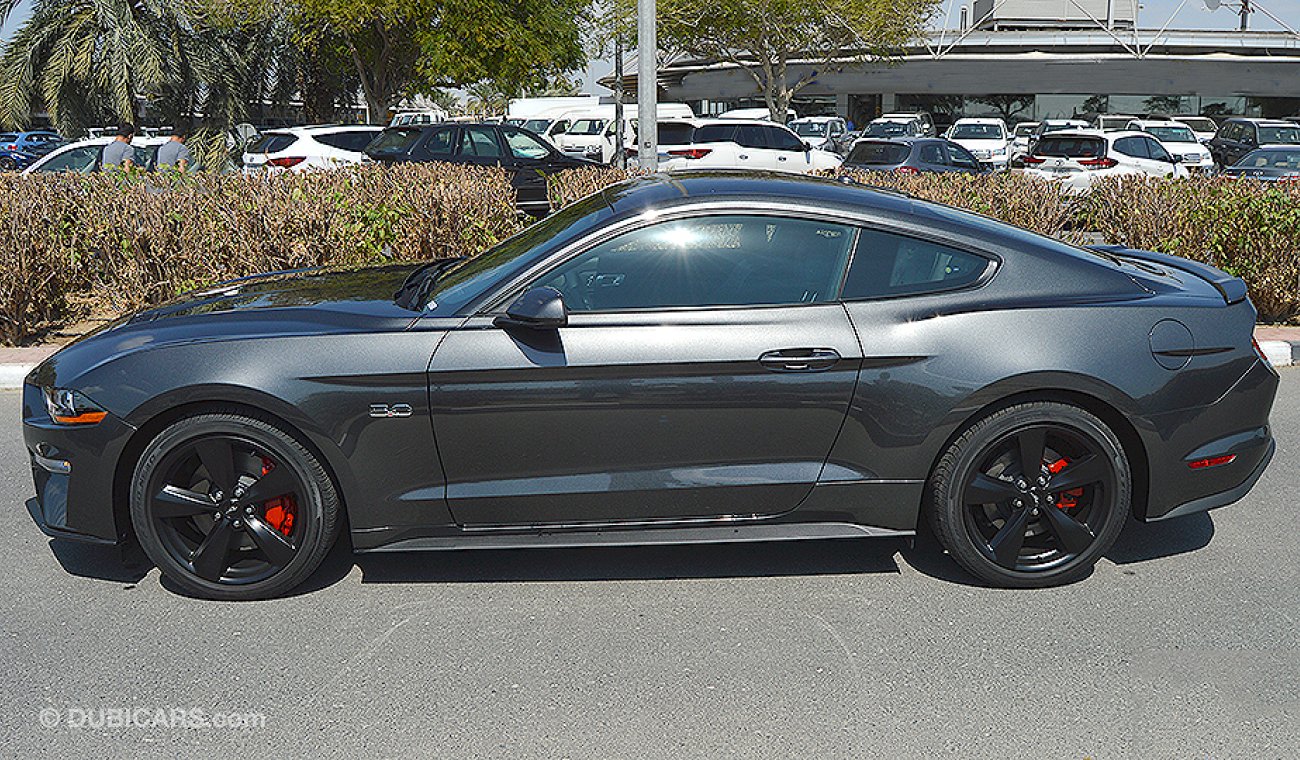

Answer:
[0,134,17,142]
[693,124,737,144]
[535,215,856,311]
[734,125,767,149]
[865,121,911,137]
[1144,138,1172,162]
[1113,136,1150,158]
[314,130,381,152]
[1258,125,1300,144]
[502,127,550,160]
[459,127,503,158]
[947,144,981,169]
[950,124,1003,139]
[37,145,100,173]
[657,122,695,144]
[419,128,455,158]
[366,128,424,156]
[1239,149,1300,168]
[918,144,944,164]
[846,141,910,165]
[767,126,805,151]
[567,119,605,135]
[521,119,551,134]
[1035,137,1105,158]
[1179,117,1217,133]
[1014,124,1037,137]
[246,133,298,154]
[842,230,989,299]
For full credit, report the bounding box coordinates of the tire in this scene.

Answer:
[0,156,17,172]
[928,401,1130,588]
[129,411,340,600]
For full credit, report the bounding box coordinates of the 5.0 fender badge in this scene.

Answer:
[369,403,413,418]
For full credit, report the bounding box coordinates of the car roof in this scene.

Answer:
[692,118,788,128]
[1229,118,1295,125]
[791,116,839,122]
[952,118,1004,124]
[277,125,384,135]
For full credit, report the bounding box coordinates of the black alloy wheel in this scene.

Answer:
[929,402,1130,587]
[130,412,339,600]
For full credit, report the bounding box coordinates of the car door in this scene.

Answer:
[1112,136,1156,175]
[766,125,811,172]
[916,142,949,172]
[731,124,776,170]
[1140,136,1179,177]
[501,126,560,211]
[944,143,985,174]
[428,212,863,527]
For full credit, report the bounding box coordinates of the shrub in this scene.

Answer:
[0,163,523,344]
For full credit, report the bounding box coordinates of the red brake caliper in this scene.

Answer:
[1047,457,1083,509]
[259,457,296,536]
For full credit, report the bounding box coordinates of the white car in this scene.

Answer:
[1126,119,1214,173]
[1093,114,1138,132]
[390,110,446,127]
[1021,130,1189,192]
[1177,116,1220,144]
[648,119,842,174]
[556,104,695,164]
[716,107,797,122]
[1010,121,1039,157]
[789,116,849,153]
[516,116,574,147]
[945,118,1012,170]
[880,112,935,137]
[242,125,383,173]
[23,136,169,174]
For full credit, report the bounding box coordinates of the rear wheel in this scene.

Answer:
[928,402,1130,588]
[129,412,340,600]
[0,156,17,171]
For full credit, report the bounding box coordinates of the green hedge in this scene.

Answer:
[2,166,1296,346]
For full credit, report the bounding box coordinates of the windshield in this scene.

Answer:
[1238,148,1300,169]
[421,193,613,314]
[950,124,1003,140]
[846,141,911,165]
[521,119,552,134]
[865,121,910,137]
[1042,122,1085,134]
[365,128,422,156]
[567,119,606,136]
[1145,126,1196,143]
[792,122,828,136]
[1258,126,1300,144]
[1014,124,1037,137]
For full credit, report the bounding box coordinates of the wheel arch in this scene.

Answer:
[923,384,1151,524]
[112,388,358,545]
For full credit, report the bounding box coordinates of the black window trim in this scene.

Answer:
[473,202,1003,317]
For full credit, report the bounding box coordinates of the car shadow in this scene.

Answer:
[349,537,905,586]
[48,540,149,585]
[1105,513,1215,565]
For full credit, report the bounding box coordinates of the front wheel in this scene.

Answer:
[129,412,340,600]
[928,402,1131,588]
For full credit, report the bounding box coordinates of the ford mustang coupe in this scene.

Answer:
[22,173,1277,599]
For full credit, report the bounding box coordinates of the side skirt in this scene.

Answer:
[357,521,913,553]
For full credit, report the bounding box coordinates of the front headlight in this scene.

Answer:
[43,388,107,425]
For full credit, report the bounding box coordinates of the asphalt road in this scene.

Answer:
[1,371,1297,759]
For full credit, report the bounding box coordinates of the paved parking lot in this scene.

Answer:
[1,371,1297,759]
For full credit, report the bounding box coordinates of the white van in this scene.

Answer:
[556,103,695,164]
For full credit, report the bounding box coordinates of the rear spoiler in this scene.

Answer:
[1088,245,1248,305]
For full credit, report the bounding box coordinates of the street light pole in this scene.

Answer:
[637,0,657,171]
[614,32,625,169]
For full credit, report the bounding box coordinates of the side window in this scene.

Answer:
[420,128,456,158]
[1243,125,1258,144]
[37,146,101,173]
[501,127,551,160]
[766,126,804,151]
[734,125,767,149]
[1114,136,1149,159]
[532,215,857,312]
[842,229,990,300]
[458,127,503,158]
[918,144,945,164]
[947,144,981,170]
[317,131,380,152]
[1145,138,1172,162]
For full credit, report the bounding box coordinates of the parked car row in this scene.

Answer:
[0,130,65,171]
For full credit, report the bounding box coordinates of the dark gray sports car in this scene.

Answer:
[22,172,1278,599]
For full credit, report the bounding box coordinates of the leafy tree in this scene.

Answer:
[0,0,246,133]
[656,0,940,122]
[212,0,588,123]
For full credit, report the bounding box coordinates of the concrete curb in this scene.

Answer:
[0,338,1293,391]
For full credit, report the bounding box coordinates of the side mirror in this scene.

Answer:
[802,141,813,152]
[495,286,567,330]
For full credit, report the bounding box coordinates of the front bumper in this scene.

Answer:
[22,383,135,545]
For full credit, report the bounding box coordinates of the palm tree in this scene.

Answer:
[0,0,245,133]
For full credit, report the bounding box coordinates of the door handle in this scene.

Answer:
[739,154,749,160]
[777,155,788,162]
[759,348,840,372]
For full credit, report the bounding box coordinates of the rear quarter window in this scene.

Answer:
[842,229,991,299]
[693,124,738,144]
[246,133,298,154]
[657,122,695,145]
[315,131,381,152]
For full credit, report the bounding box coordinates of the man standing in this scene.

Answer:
[156,123,195,171]
[101,123,136,169]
